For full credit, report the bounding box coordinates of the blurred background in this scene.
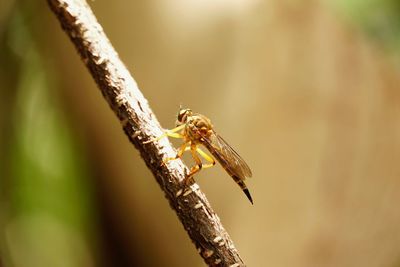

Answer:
[1,0,400,266]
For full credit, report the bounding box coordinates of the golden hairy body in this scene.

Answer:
[182,113,213,144]
[149,108,253,204]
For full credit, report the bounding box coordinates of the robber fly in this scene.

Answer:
[148,107,253,204]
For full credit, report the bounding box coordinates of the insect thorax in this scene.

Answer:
[185,114,213,143]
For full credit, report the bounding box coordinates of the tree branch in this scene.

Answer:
[47,0,246,266]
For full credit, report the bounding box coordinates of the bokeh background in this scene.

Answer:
[1,1,400,266]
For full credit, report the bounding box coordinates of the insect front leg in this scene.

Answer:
[143,124,185,144]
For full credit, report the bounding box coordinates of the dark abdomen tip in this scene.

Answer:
[243,188,253,204]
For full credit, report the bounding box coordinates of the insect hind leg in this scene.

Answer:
[196,147,215,169]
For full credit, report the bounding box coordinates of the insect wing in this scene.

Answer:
[202,131,252,180]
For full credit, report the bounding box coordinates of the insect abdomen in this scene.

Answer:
[235,177,253,204]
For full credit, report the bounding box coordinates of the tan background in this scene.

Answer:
[2,0,400,266]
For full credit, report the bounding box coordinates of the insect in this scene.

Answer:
[149,107,253,204]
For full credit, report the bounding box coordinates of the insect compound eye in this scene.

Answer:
[177,108,191,123]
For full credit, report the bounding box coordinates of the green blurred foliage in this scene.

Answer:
[1,5,96,267]
[333,0,400,55]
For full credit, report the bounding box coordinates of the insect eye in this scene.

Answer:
[177,109,191,123]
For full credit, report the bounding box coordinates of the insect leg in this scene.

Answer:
[187,144,203,180]
[163,142,189,164]
[169,132,184,138]
[144,124,185,143]
[196,147,215,169]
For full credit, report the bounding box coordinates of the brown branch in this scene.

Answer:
[47,0,246,266]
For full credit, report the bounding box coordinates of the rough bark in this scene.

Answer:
[47,0,246,266]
